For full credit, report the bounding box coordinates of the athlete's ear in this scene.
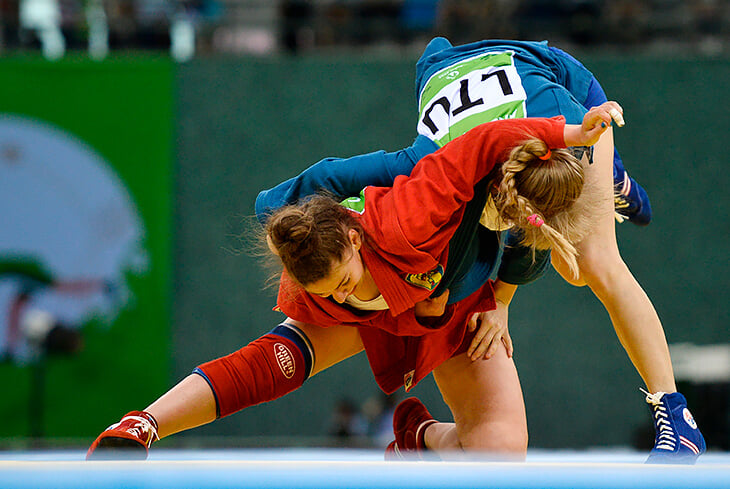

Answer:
[348,228,362,251]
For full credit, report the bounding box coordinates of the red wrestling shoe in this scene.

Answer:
[86,411,159,460]
[384,397,437,460]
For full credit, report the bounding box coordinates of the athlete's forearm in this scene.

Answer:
[145,374,217,439]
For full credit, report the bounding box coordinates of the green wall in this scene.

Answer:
[0,56,173,441]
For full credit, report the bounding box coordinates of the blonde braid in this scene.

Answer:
[494,138,588,279]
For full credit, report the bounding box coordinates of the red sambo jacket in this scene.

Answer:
[276,116,568,393]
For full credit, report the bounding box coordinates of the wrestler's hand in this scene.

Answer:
[414,289,450,317]
[466,298,513,361]
[564,101,624,147]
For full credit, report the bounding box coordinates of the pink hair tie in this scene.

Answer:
[527,214,544,227]
[538,149,551,160]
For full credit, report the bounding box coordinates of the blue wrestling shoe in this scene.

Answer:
[614,171,652,226]
[643,390,705,464]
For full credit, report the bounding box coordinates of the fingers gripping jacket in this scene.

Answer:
[195,324,313,418]
[643,390,706,464]
[86,411,159,460]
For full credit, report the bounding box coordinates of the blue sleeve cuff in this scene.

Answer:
[497,231,551,285]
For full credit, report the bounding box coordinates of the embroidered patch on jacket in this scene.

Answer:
[404,370,415,391]
[405,264,444,291]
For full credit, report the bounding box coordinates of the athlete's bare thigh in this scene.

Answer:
[286,319,364,376]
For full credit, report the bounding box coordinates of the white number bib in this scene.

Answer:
[417,51,527,147]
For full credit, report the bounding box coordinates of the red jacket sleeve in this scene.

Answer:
[363,116,567,265]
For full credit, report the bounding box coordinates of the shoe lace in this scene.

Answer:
[640,388,676,451]
[614,210,627,224]
[613,173,632,223]
[108,415,160,447]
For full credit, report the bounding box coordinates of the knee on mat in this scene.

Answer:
[459,424,528,459]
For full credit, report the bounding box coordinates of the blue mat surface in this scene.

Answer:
[2,449,729,489]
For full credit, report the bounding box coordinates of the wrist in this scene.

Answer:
[493,280,517,304]
[563,124,583,147]
[495,296,511,306]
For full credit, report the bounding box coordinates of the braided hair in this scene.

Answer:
[493,138,592,279]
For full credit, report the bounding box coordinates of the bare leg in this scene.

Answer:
[553,128,676,393]
[300,320,364,375]
[425,345,528,459]
[145,319,364,439]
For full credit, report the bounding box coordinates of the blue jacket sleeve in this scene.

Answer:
[497,230,551,285]
[255,135,439,225]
